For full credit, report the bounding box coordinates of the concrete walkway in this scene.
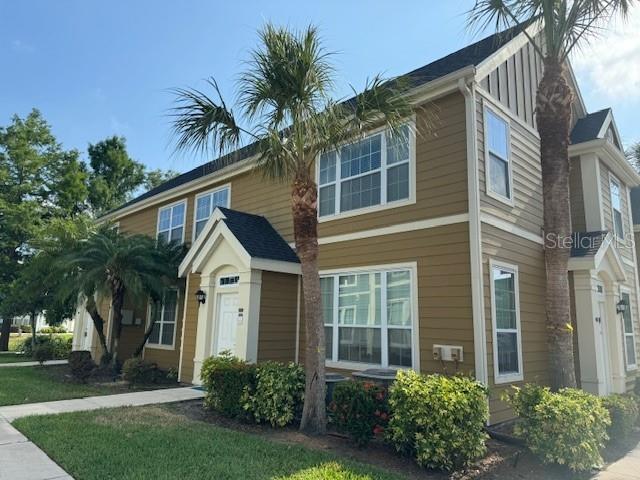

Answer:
[0,360,67,368]
[0,387,205,480]
[597,441,640,479]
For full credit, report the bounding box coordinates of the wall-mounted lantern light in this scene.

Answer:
[195,289,207,305]
[616,298,628,315]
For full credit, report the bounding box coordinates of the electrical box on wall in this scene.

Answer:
[432,344,463,362]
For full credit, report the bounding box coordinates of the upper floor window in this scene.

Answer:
[490,261,523,383]
[610,176,624,239]
[147,288,178,349]
[621,292,637,369]
[157,201,186,244]
[321,266,415,369]
[484,108,512,203]
[194,186,230,240]
[318,123,413,218]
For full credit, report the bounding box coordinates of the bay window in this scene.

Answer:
[318,123,413,218]
[321,266,415,368]
[194,186,230,240]
[157,201,186,244]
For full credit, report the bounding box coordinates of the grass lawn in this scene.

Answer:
[0,366,111,406]
[0,353,31,363]
[14,406,405,480]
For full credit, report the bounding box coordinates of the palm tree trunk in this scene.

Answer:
[293,174,327,435]
[109,282,126,369]
[537,57,577,390]
[133,302,159,357]
[85,296,110,362]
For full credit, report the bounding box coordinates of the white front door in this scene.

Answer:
[596,300,612,394]
[215,293,239,355]
[82,310,95,351]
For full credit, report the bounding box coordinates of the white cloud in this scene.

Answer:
[571,12,640,100]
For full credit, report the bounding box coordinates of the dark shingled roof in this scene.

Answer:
[218,207,299,264]
[109,25,525,216]
[571,231,608,258]
[570,108,610,145]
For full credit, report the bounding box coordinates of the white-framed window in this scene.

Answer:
[317,122,414,219]
[484,107,513,203]
[193,185,230,240]
[147,288,179,349]
[609,175,625,239]
[621,291,637,369]
[157,201,186,244]
[490,260,523,383]
[219,274,239,287]
[321,264,416,369]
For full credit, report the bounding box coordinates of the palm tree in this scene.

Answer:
[170,24,412,434]
[61,227,182,367]
[468,0,632,389]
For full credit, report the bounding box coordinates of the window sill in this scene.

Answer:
[319,197,415,223]
[485,189,515,208]
[325,360,414,372]
[145,343,175,351]
[494,373,524,385]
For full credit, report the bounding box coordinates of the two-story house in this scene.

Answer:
[73,24,640,423]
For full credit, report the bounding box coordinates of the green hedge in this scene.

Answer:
[509,384,610,471]
[602,394,639,442]
[18,335,72,359]
[201,352,256,418]
[386,371,489,470]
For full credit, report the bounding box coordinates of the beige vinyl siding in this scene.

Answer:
[482,225,547,424]
[257,272,298,363]
[570,157,586,232]
[477,92,544,235]
[178,273,200,382]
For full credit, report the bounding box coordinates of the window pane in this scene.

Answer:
[325,326,333,360]
[494,268,516,330]
[338,327,381,364]
[339,273,381,326]
[157,231,169,244]
[164,290,178,321]
[319,151,336,185]
[487,110,508,159]
[161,322,175,346]
[386,125,409,165]
[497,331,519,374]
[321,277,334,325]
[611,180,621,210]
[171,203,185,228]
[387,270,411,326]
[489,153,510,198]
[158,209,171,231]
[389,329,412,367]
[195,220,207,239]
[148,322,160,344]
[340,135,381,179]
[340,172,381,212]
[212,188,229,209]
[622,294,633,333]
[196,195,211,222]
[387,163,409,202]
[170,227,183,243]
[614,210,624,238]
[626,336,637,366]
[319,185,336,217]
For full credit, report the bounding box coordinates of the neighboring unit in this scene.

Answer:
[73,25,640,423]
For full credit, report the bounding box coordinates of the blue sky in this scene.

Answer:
[1,1,639,173]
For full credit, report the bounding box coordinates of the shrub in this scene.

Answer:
[18,335,72,359]
[509,384,610,471]
[602,394,639,442]
[244,361,305,427]
[329,380,389,446]
[201,351,256,418]
[68,351,96,382]
[386,371,489,471]
[32,343,54,364]
[122,358,162,384]
[40,326,67,334]
[275,462,377,480]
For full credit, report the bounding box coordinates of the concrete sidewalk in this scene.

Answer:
[597,441,640,479]
[0,387,205,479]
[0,360,68,368]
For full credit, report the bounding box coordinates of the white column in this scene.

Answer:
[236,270,262,363]
[607,289,627,393]
[580,153,605,231]
[192,274,216,384]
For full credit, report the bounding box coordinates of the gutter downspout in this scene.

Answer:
[458,77,489,386]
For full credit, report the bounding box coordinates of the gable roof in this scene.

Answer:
[571,231,608,258]
[570,108,611,145]
[107,25,525,217]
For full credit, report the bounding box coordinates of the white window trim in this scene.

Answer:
[321,262,419,371]
[608,172,625,240]
[317,118,417,223]
[156,198,187,244]
[489,259,524,384]
[620,288,637,370]
[483,105,514,207]
[191,183,231,243]
[145,288,179,351]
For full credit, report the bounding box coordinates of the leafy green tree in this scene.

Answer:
[144,168,180,190]
[171,24,411,433]
[467,0,632,389]
[86,136,146,214]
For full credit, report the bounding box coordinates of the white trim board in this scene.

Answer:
[480,211,544,245]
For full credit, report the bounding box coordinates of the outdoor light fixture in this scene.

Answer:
[195,289,207,305]
[616,298,628,315]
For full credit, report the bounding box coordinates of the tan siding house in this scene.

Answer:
[75,24,640,424]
